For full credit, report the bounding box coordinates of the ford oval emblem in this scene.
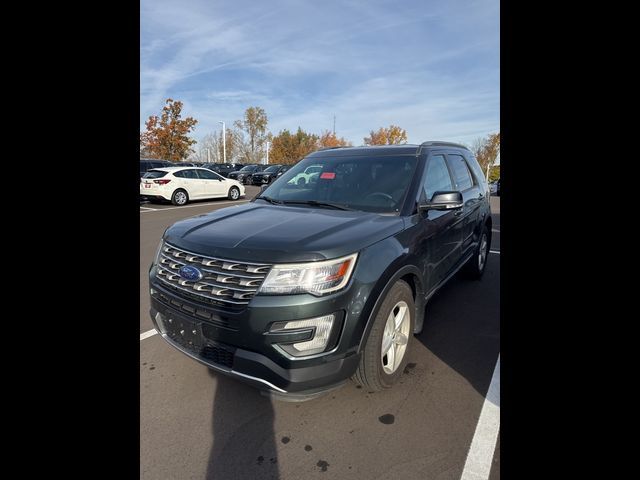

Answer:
[179,265,203,281]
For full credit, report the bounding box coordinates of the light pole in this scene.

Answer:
[207,147,211,163]
[265,141,270,165]
[218,121,226,164]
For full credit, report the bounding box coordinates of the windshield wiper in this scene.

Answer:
[256,196,284,205]
[281,200,353,211]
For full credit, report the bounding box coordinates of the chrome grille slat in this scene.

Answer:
[156,243,272,306]
[160,253,265,279]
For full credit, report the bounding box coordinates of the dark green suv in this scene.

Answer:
[148,142,492,400]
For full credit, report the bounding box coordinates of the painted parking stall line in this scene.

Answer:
[140,329,158,341]
[460,354,500,480]
[489,250,500,255]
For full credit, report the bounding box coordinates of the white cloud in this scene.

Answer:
[141,0,500,145]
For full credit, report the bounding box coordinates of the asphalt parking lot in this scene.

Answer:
[140,189,500,480]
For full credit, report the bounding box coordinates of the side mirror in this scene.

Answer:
[418,191,464,212]
[260,184,269,192]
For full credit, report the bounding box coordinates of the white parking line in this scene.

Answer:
[460,354,500,480]
[140,199,249,213]
[489,250,500,255]
[140,329,158,341]
[140,206,157,211]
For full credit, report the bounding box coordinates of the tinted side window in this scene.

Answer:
[423,155,454,200]
[196,169,217,179]
[174,169,198,179]
[448,154,473,191]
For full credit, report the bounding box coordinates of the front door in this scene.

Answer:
[196,168,226,198]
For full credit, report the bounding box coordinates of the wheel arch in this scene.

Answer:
[357,264,425,354]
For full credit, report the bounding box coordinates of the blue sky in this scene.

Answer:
[141,0,499,147]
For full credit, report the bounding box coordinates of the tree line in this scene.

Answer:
[140,98,499,177]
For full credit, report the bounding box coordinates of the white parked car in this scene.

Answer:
[140,167,245,205]
[287,164,323,186]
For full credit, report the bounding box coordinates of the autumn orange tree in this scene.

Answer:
[269,128,320,165]
[363,125,408,145]
[140,98,198,162]
[472,132,500,180]
[318,130,352,148]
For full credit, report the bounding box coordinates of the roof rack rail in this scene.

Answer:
[317,145,353,151]
[419,141,470,150]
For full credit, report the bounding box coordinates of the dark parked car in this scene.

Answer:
[140,159,173,179]
[204,163,243,178]
[227,164,264,184]
[148,142,492,400]
[250,164,291,185]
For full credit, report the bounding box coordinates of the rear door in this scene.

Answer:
[195,168,226,197]
[173,169,202,198]
[415,153,463,291]
[445,153,484,258]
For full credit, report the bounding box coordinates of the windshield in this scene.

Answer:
[239,165,256,172]
[263,165,280,173]
[258,155,417,213]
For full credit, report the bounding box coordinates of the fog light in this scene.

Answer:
[270,314,335,357]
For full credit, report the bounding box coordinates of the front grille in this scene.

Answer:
[155,290,235,330]
[156,242,272,306]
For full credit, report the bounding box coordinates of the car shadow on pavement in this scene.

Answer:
[414,248,500,400]
[205,369,280,480]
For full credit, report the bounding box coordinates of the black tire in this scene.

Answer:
[171,189,189,206]
[462,223,490,279]
[352,280,415,391]
[297,177,306,186]
[228,186,240,201]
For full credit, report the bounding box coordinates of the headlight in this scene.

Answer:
[152,240,164,266]
[258,253,358,296]
[237,174,244,179]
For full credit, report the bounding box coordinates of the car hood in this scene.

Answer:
[163,202,405,262]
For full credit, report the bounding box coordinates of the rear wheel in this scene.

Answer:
[297,177,306,186]
[171,189,189,206]
[352,280,414,391]
[228,186,240,200]
[463,224,489,279]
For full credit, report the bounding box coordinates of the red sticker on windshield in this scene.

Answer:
[320,172,336,179]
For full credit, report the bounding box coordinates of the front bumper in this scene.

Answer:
[148,279,362,398]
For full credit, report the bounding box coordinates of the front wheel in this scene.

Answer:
[228,186,240,200]
[352,280,415,391]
